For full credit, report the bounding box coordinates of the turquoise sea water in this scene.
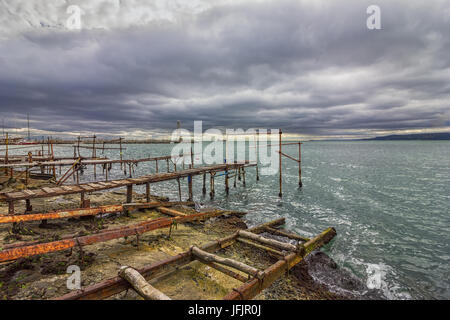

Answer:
[41,141,449,299]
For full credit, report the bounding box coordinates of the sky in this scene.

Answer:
[0,0,449,140]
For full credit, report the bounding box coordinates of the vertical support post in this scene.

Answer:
[125,184,133,216]
[25,199,32,213]
[77,136,81,158]
[145,182,150,202]
[256,130,259,181]
[242,166,246,187]
[81,192,85,208]
[190,144,194,169]
[155,160,159,173]
[177,178,182,201]
[225,166,229,195]
[298,142,302,188]
[210,172,215,198]
[50,140,56,178]
[92,135,96,179]
[166,158,169,173]
[188,175,193,201]
[4,133,8,174]
[202,173,206,194]
[119,137,123,170]
[278,129,282,197]
[8,201,14,215]
[126,185,133,203]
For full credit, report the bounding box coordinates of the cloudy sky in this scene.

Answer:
[0,0,449,139]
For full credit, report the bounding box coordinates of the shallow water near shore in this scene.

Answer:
[24,140,450,299]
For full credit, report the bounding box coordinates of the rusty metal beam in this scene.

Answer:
[0,210,246,263]
[223,227,336,300]
[0,201,194,224]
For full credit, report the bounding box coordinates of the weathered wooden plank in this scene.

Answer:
[42,187,55,194]
[79,185,94,191]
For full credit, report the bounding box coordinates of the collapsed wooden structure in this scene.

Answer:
[0,206,245,263]
[0,132,328,300]
[54,218,336,300]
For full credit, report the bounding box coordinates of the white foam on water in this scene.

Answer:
[364,262,412,300]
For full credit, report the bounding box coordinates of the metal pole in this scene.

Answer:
[278,129,282,197]
[298,142,302,187]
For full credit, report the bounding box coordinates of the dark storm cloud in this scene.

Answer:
[0,0,449,138]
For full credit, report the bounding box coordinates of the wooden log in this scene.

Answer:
[223,227,337,300]
[119,266,171,300]
[206,262,248,282]
[238,230,298,252]
[265,226,309,242]
[236,238,284,257]
[156,207,186,217]
[191,246,264,279]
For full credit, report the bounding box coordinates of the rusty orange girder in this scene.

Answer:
[222,227,337,300]
[0,205,123,224]
[0,201,193,224]
[0,210,236,262]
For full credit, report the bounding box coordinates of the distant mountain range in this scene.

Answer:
[364,132,450,140]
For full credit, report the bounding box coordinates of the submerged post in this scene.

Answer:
[188,175,193,201]
[146,183,150,202]
[202,173,206,194]
[92,135,96,178]
[225,167,229,195]
[298,142,302,187]
[256,130,259,181]
[119,137,123,170]
[177,178,181,201]
[4,133,8,174]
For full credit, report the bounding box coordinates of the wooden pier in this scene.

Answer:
[1,162,255,215]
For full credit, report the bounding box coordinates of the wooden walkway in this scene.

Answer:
[0,155,184,169]
[0,162,255,214]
